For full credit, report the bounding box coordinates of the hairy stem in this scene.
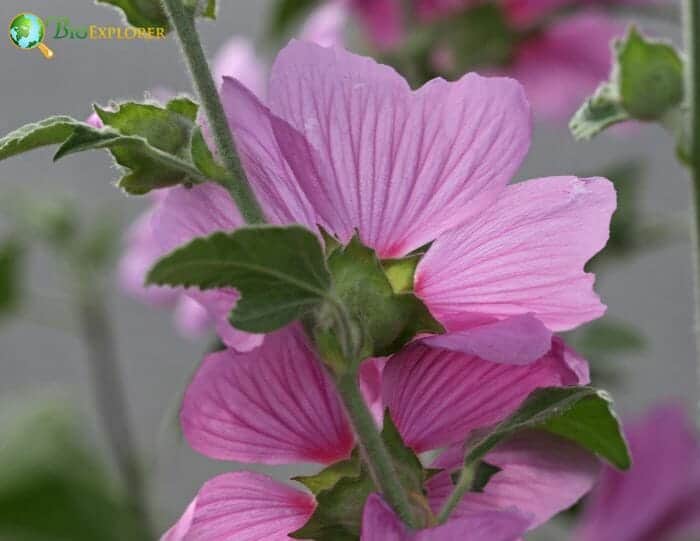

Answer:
[75,273,152,539]
[683,0,700,419]
[161,0,265,224]
[335,372,418,529]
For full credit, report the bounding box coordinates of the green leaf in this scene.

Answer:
[0,99,210,195]
[572,319,645,358]
[267,0,321,41]
[0,116,81,161]
[190,127,227,181]
[147,226,332,332]
[96,0,170,29]
[0,240,23,318]
[464,386,631,470]
[327,237,443,356]
[570,83,631,141]
[0,396,150,541]
[617,26,683,121]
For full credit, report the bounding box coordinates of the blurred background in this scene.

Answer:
[0,1,694,538]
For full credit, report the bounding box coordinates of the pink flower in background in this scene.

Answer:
[153,40,614,360]
[161,326,596,539]
[345,0,634,119]
[574,403,700,541]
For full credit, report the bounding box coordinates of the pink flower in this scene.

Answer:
[574,403,700,541]
[153,41,614,360]
[161,326,596,539]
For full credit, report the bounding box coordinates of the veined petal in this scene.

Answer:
[219,77,320,229]
[160,472,315,541]
[268,41,531,258]
[427,431,599,530]
[422,313,552,365]
[181,326,354,465]
[416,176,615,332]
[361,493,531,541]
[382,338,588,452]
[213,38,266,98]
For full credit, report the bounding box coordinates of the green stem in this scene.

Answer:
[435,463,476,524]
[160,0,265,224]
[335,372,418,529]
[75,271,153,539]
[683,0,700,420]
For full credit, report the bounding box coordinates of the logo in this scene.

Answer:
[8,12,54,59]
[8,13,167,59]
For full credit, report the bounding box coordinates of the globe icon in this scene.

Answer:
[8,13,53,59]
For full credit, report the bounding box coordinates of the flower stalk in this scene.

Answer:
[682,0,700,420]
[336,371,419,529]
[160,0,265,224]
[74,269,153,539]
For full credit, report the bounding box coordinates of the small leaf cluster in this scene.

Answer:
[0,97,227,195]
[571,26,684,140]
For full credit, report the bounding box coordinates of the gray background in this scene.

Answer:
[0,1,695,537]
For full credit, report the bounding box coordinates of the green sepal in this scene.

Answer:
[327,236,443,357]
[147,225,332,333]
[382,254,421,293]
[293,450,361,495]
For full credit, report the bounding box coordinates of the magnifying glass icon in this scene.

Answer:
[9,13,54,59]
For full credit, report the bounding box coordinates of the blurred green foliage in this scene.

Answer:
[0,397,150,541]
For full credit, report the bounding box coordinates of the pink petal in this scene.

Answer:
[151,182,242,254]
[219,77,320,229]
[422,313,552,365]
[181,325,354,464]
[213,38,266,98]
[575,403,700,541]
[268,41,531,258]
[416,176,615,333]
[508,13,623,120]
[160,472,315,541]
[427,431,599,530]
[382,338,588,452]
[118,206,179,307]
[150,182,261,350]
[361,493,531,541]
